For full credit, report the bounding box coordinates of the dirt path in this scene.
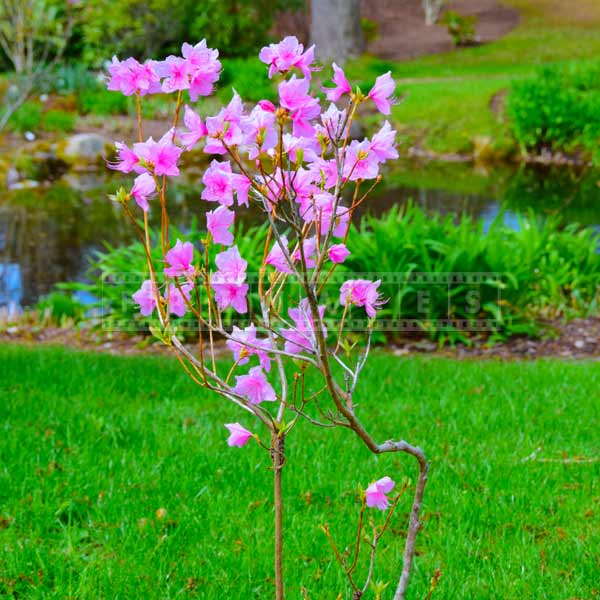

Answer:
[3,317,600,360]
[363,0,520,61]
[278,0,520,62]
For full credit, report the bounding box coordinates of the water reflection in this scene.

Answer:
[2,159,600,310]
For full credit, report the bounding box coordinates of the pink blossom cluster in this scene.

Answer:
[110,37,397,440]
[107,40,221,101]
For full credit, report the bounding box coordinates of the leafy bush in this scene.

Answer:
[60,205,600,344]
[507,62,600,156]
[7,101,43,133]
[80,0,302,67]
[439,11,477,47]
[345,204,600,342]
[41,109,76,132]
[218,57,277,103]
[41,63,100,96]
[361,18,379,43]
[35,291,86,324]
[77,88,129,116]
[8,103,76,134]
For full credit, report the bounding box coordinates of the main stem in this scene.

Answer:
[272,433,285,600]
[394,450,429,600]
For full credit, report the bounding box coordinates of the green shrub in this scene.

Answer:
[41,109,76,132]
[219,57,276,103]
[439,11,477,47]
[361,18,379,43]
[35,292,86,324]
[77,88,129,116]
[507,62,600,156]
[59,204,600,344]
[7,101,43,133]
[42,63,100,96]
[80,0,302,67]
[345,204,600,342]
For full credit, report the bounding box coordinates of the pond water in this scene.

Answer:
[2,158,600,312]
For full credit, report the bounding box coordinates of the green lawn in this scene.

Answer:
[0,345,599,599]
[347,0,600,156]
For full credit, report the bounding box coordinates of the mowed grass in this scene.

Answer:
[347,0,600,155]
[0,345,599,599]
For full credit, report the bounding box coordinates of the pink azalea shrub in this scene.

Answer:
[107,36,428,600]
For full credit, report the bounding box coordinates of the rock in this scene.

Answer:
[8,180,39,189]
[63,172,107,191]
[63,133,107,162]
[24,131,36,141]
[574,340,585,349]
[6,167,19,187]
[393,347,409,356]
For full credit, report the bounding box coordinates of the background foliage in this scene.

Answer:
[58,204,600,344]
[79,0,303,67]
[507,61,600,157]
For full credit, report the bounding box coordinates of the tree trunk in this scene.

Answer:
[272,434,286,600]
[310,0,365,64]
[423,0,445,26]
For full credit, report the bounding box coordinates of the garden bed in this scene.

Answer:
[3,317,600,360]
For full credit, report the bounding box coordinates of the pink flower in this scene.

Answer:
[279,75,315,112]
[278,76,320,137]
[365,477,395,510]
[164,239,195,278]
[182,40,221,101]
[215,245,247,279]
[233,366,276,404]
[369,121,398,163]
[211,246,249,313]
[340,279,384,318]
[259,36,316,79]
[280,298,327,355]
[205,92,244,154]
[324,63,351,102]
[206,205,235,245]
[258,100,276,112]
[180,105,207,150]
[106,57,161,97]
[343,140,380,181]
[132,280,157,316]
[282,134,320,163]
[226,324,272,371]
[308,157,338,190]
[300,192,348,237]
[242,104,277,159]
[319,104,348,141]
[133,133,182,177]
[202,160,234,205]
[291,236,317,268]
[265,236,293,274]
[130,172,156,212]
[108,141,141,173]
[368,71,396,115]
[328,243,350,264]
[156,56,191,93]
[264,167,317,206]
[225,423,253,447]
[182,39,220,71]
[167,283,193,317]
[201,160,250,207]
